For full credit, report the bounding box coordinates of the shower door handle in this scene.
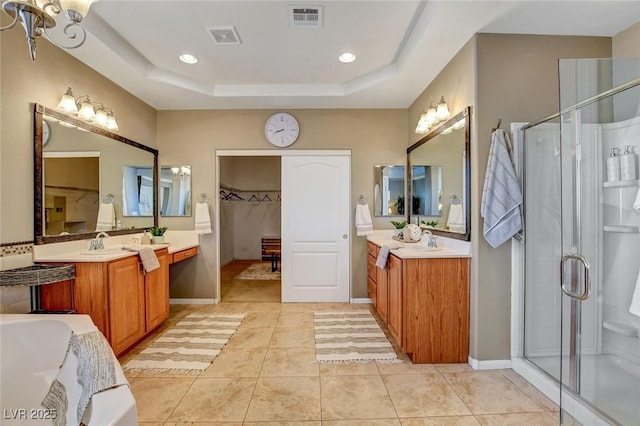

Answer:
[560,254,591,301]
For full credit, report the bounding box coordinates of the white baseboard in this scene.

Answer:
[350,298,372,304]
[468,356,512,370]
[169,298,219,305]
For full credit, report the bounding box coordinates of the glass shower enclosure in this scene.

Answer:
[516,59,640,425]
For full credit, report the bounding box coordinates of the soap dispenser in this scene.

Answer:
[620,145,637,181]
[607,147,621,182]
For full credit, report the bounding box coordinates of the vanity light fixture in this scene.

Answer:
[56,87,120,131]
[0,0,96,61]
[76,96,96,121]
[56,87,78,113]
[105,108,119,131]
[94,104,109,127]
[179,53,198,64]
[436,96,451,121]
[338,52,356,63]
[414,96,452,134]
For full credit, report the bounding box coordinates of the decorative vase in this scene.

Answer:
[393,228,403,238]
[153,235,165,244]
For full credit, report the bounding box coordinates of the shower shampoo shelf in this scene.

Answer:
[603,179,639,188]
[603,225,639,233]
[603,321,639,338]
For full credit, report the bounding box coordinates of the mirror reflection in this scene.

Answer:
[410,165,442,217]
[407,107,470,241]
[35,104,158,243]
[160,166,192,216]
[373,165,405,216]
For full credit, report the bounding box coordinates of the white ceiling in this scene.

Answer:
[59,0,640,110]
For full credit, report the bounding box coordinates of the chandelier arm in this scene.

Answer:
[0,12,20,31]
[40,21,87,50]
[40,1,61,16]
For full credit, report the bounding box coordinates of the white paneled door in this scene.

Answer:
[281,155,351,302]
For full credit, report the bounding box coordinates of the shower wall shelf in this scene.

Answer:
[603,225,639,233]
[603,321,639,338]
[603,179,639,189]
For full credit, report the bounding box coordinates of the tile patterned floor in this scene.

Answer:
[120,302,560,425]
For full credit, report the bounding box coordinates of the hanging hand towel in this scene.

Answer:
[447,203,465,232]
[481,129,523,248]
[124,246,160,272]
[195,202,212,234]
[355,204,373,236]
[634,187,640,212]
[95,202,115,231]
[375,243,400,269]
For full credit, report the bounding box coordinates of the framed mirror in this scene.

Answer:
[407,106,471,241]
[34,104,158,244]
[160,165,192,216]
[373,165,405,217]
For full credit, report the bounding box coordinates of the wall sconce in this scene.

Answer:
[415,96,451,134]
[56,87,119,131]
[171,166,191,179]
[1,0,96,61]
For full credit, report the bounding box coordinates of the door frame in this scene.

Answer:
[215,149,352,303]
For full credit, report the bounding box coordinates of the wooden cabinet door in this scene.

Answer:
[387,254,403,347]
[376,264,388,323]
[145,249,170,331]
[108,256,145,356]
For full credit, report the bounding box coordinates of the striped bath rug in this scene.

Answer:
[313,310,400,363]
[123,313,245,372]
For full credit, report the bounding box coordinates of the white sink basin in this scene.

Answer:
[80,247,126,255]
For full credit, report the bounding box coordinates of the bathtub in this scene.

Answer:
[0,314,137,425]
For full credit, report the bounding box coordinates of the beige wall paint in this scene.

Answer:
[0,22,157,245]
[158,109,407,299]
[613,21,640,58]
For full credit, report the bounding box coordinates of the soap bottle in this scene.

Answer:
[141,232,152,245]
[620,145,637,181]
[606,148,620,182]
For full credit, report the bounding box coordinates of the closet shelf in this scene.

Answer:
[603,179,639,189]
[603,225,639,233]
[603,321,639,338]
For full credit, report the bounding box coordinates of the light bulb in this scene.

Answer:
[77,99,95,121]
[436,96,451,121]
[57,87,78,113]
[95,107,109,127]
[106,112,119,131]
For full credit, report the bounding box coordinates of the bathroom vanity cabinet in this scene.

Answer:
[39,248,170,356]
[367,240,470,363]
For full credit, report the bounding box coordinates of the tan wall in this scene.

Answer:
[0,21,157,245]
[158,109,408,299]
[613,21,640,58]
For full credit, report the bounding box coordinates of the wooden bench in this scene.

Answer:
[262,237,281,272]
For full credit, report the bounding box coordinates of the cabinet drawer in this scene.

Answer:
[367,254,377,281]
[367,241,379,257]
[368,277,377,307]
[172,247,198,264]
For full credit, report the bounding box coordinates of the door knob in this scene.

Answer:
[342,234,348,239]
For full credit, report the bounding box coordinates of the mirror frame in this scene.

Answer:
[34,103,159,244]
[407,106,471,241]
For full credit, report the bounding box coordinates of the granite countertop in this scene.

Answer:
[366,231,471,259]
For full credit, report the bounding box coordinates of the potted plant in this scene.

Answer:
[390,220,407,238]
[147,226,168,244]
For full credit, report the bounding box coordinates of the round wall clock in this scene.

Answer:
[264,112,300,147]
[42,120,51,147]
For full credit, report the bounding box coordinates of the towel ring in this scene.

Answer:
[357,195,368,205]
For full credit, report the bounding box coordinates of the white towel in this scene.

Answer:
[481,129,523,248]
[375,243,401,269]
[634,187,640,212]
[124,245,160,272]
[195,202,212,234]
[447,203,465,231]
[355,204,373,236]
[95,202,115,231]
[631,271,640,317]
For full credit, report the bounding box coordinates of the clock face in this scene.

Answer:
[265,113,299,147]
[42,120,51,147]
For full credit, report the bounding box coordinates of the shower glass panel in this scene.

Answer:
[557,59,640,425]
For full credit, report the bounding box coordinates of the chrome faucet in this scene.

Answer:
[89,232,110,251]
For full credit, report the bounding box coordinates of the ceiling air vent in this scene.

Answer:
[289,5,323,27]
[208,26,242,45]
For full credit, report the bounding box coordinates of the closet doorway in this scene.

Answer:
[219,156,282,302]
[216,150,352,303]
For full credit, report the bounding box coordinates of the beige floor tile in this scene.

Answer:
[164,423,242,426]
[136,367,202,378]
[350,303,375,310]
[324,420,401,426]
[245,302,284,312]
[383,374,472,417]
[245,377,321,421]
[316,303,356,311]
[443,372,547,415]
[500,370,558,412]
[223,281,280,303]
[270,326,315,348]
[319,361,381,376]
[205,302,249,313]
[282,302,318,312]
[201,347,267,377]
[321,375,397,420]
[244,422,321,426]
[400,416,480,425]
[261,347,319,377]
[475,412,558,425]
[129,377,195,422]
[435,363,474,373]
[225,326,275,348]
[276,311,315,327]
[376,361,439,375]
[241,310,280,328]
[167,377,256,422]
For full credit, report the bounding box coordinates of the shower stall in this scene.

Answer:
[512,59,640,425]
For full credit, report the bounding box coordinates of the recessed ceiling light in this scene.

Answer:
[338,52,356,63]
[179,54,198,64]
